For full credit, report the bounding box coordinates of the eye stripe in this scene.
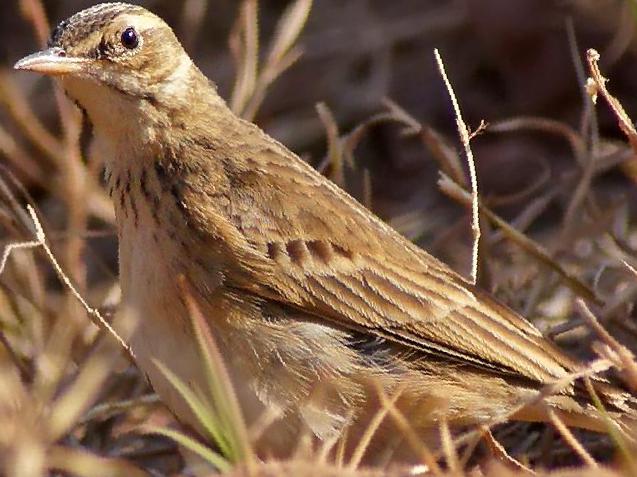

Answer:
[96,37,109,59]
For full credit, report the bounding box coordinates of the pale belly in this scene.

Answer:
[116,217,275,440]
[118,220,206,428]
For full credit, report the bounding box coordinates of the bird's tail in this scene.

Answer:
[516,376,637,436]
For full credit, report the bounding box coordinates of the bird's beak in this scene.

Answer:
[14,47,88,76]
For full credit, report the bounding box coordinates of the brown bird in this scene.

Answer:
[14,2,634,459]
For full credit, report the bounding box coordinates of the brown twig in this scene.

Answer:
[375,383,442,474]
[586,49,637,157]
[576,298,637,392]
[548,409,597,468]
[481,426,535,475]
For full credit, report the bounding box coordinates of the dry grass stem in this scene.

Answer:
[586,49,637,155]
[434,49,482,285]
[547,410,597,468]
[480,427,535,475]
[0,73,65,166]
[79,394,160,425]
[489,117,587,166]
[582,376,635,472]
[576,298,637,392]
[382,97,467,186]
[230,0,259,116]
[375,384,442,474]
[48,445,148,477]
[439,418,460,473]
[1,205,131,356]
[316,102,346,186]
[347,387,399,469]
[230,0,313,121]
[18,0,50,46]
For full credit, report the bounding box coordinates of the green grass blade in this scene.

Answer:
[152,359,232,457]
[146,426,231,472]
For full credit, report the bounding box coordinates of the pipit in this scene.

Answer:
[14,2,635,457]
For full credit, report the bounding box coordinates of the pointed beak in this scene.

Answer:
[14,47,89,76]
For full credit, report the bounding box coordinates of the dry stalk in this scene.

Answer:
[383,97,466,186]
[0,72,64,166]
[576,297,637,392]
[547,409,597,468]
[480,426,535,475]
[445,357,614,461]
[18,0,50,46]
[434,49,483,285]
[230,0,259,116]
[230,0,313,121]
[316,102,345,187]
[347,386,399,469]
[375,382,442,475]
[439,418,460,473]
[586,49,637,157]
[586,49,636,146]
[0,205,131,356]
[489,117,587,166]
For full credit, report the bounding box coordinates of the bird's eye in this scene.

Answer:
[121,27,139,49]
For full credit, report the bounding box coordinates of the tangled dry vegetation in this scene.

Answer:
[2,0,637,476]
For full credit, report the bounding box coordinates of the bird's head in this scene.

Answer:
[14,3,207,137]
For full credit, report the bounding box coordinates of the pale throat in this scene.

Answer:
[63,79,158,149]
[61,51,195,147]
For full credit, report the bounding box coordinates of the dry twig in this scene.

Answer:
[0,205,131,356]
[434,49,483,285]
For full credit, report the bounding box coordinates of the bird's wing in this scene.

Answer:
[183,137,578,385]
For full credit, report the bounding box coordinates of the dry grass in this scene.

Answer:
[2,0,637,476]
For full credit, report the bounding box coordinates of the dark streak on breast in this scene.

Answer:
[130,194,139,227]
[140,168,149,198]
[151,195,161,224]
[119,190,127,218]
[154,161,167,185]
[125,171,132,194]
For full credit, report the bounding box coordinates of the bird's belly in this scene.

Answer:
[116,219,276,440]
[118,223,207,428]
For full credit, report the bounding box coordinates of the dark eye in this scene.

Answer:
[121,27,139,49]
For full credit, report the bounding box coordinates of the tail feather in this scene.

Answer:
[515,377,637,435]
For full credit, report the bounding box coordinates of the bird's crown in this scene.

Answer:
[49,3,146,52]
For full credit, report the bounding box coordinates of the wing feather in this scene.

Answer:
[180,131,580,387]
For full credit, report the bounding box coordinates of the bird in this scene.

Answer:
[14,2,635,460]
